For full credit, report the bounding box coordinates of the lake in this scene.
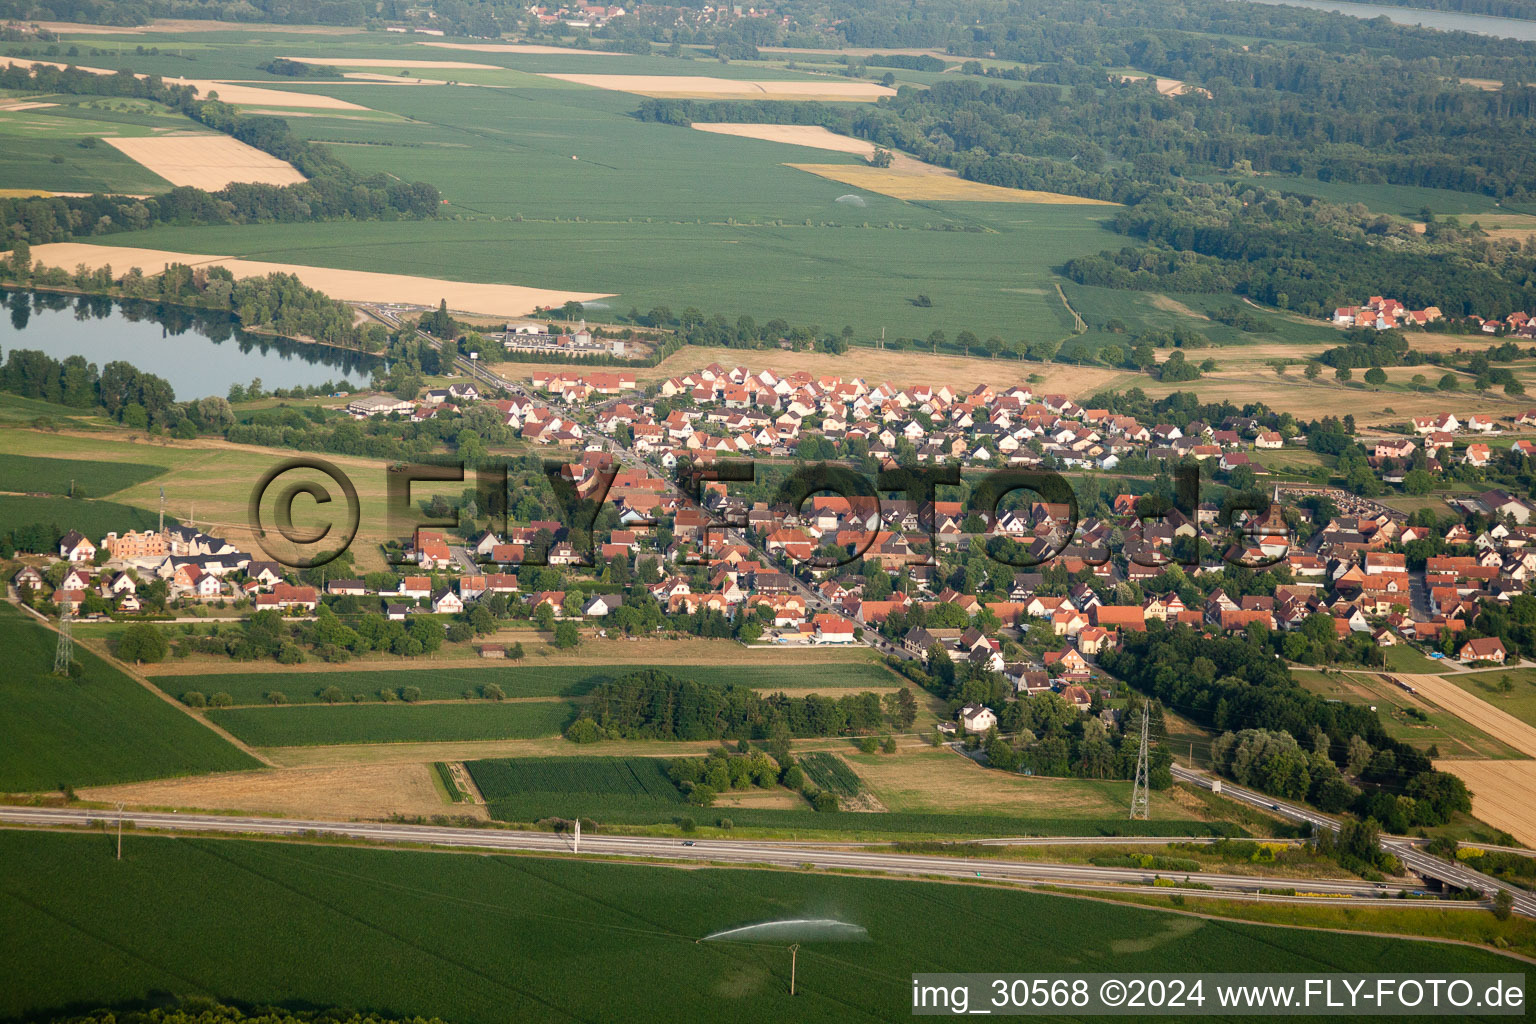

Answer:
[0,289,382,401]
[1242,0,1536,40]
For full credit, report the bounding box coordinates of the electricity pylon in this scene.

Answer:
[1129,703,1151,820]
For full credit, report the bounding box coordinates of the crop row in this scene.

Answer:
[797,752,863,797]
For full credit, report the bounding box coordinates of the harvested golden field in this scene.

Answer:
[1117,74,1213,99]
[538,73,896,101]
[787,163,1115,203]
[1436,759,1536,848]
[29,242,612,318]
[693,121,882,157]
[692,123,965,182]
[78,762,484,821]
[103,133,307,190]
[1395,673,1536,759]
[1144,377,1519,425]
[0,57,370,110]
[163,78,372,109]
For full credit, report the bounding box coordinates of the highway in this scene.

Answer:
[1172,765,1536,918]
[0,805,1510,915]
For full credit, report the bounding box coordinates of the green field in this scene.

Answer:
[1197,173,1520,219]
[798,751,863,796]
[154,661,902,706]
[0,493,164,543]
[0,452,165,497]
[0,98,192,193]
[1448,668,1536,729]
[0,604,257,791]
[3,830,1523,1024]
[206,699,577,746]
[467,755,686,822]
[0,390,110,425]
[36,36,1124,342]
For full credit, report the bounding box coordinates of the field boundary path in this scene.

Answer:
[1388,673,1536,758]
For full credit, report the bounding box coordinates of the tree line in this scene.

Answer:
[572,669,909,742]
[1101,626,1472,828]
[0,63,440,251]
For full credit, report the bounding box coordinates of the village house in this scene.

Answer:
[1458,637,1507,664]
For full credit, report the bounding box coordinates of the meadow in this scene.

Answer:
[3,831,1523,1024]
[152,661,903,706]
[1291,669,1523,760]
[206,699,577,746]
[0,604,256,792]
[1451,668,1536,729]
[0,451,165,497]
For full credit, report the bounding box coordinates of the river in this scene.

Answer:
[1242,0,1536,40]
[0,289,382,401]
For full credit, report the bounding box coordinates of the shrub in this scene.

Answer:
[181,691,207,708]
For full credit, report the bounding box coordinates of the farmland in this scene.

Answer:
[797,751,863,796]
[150,660,904,706]
[101,133,307,190]
[207,699,577,747]
[0,452,165,497]
[2,831,1522,1024]
[1445,668,1536,730]
[0,604,257,792]
[78,761,475,821]
[466,746,1227,836]
[0,494,164,540]
[467,755,686,822]
[31,34,1133,341]
[1437,759,1536,849]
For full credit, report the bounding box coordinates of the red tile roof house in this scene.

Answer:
[1458,637,1507,664]
[812,613,857,644]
